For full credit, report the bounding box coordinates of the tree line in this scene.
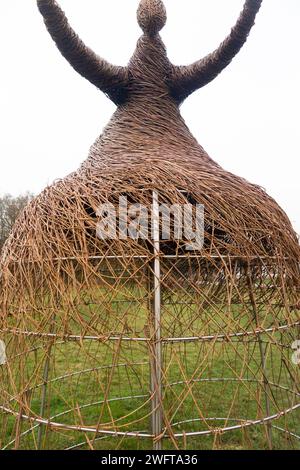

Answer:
[0,193,34,251]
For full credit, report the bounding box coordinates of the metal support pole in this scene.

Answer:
[247,271,273,449]
[150,191,163,450]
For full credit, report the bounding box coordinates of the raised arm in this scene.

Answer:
[169,0,263,103]
[37,0,129,105]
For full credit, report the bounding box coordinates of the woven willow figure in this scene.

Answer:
[0,0,299,450]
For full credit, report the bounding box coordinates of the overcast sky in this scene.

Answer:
[0,0,299,234]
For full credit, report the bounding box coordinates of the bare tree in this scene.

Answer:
[0,193,33,251]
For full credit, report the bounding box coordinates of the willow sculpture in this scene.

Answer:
[0,0,299,451]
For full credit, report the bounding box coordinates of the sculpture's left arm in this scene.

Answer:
[169,0,263,103]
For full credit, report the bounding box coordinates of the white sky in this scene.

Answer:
[0,0,299,234]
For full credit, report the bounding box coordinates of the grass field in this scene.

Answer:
[1,286,300,450]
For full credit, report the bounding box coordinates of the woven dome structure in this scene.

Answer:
[0,0,299,450]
